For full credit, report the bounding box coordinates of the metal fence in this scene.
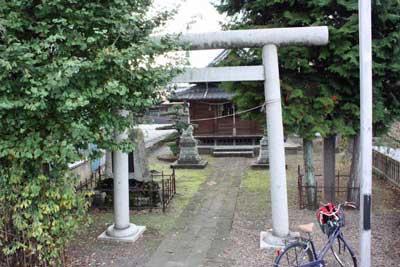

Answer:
[76,167,176,212]
[297,166,359,209]
[373,149,400,188]
[76,165,104,192]
[151,169,176,212]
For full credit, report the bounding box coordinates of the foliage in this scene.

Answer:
[216,0,400,138]
[0,0,181,265]
[157,104,189,155]
[0,166,90,266]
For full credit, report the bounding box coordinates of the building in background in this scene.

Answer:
[169,82,263,154]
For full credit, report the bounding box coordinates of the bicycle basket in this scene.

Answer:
[317,204,344,236]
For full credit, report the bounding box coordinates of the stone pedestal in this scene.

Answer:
[172,126,207,169]
[99,224,146,242]
[105,151,113,178]
[252,135,269,169]
[260,229,300,249]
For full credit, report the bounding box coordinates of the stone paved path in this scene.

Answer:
[145,157,250,267]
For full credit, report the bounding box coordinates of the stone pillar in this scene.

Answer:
[172,125,207,169]
[132,128,151,182]
[99,111,145,242]
[260,44,290,248]
[105,151,113,178]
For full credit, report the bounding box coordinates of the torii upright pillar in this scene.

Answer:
[98,111,146,242]
[262,44,289,238]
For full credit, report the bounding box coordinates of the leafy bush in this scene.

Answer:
[0,165,90,266]
[0,0,180,265]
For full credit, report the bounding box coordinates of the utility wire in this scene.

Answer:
[190,103,266,122]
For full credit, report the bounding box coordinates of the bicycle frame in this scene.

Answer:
[299,226,355,267]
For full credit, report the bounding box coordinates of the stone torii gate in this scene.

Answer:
[99,26,329,247]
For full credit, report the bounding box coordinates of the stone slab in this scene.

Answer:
[171,160,208,169]
[98,224,146,243]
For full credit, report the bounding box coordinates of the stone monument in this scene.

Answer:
[105,151,113,178]
[172,125,207,169]
[252,133,270,169]
[131,128,151,182]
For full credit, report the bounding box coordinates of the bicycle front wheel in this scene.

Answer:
[273,241,314,267]
[330,237,357,267]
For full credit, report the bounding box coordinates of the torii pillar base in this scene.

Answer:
[98,224,146,243]
[260,230,300,249]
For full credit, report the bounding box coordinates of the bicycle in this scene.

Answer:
[273,202,357,267]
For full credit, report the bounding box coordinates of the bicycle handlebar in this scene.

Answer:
[319,201,358,210]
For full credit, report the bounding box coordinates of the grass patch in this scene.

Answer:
[236,168,271,216]
[242,169,270,193]
[132,157,212,236]
[76,153,214,242]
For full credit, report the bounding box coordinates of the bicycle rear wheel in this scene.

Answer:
[273,241,314,267]
[330,237,357,267]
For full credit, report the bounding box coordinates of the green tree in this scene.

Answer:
[0,1,181,265]
[216,0,400,204]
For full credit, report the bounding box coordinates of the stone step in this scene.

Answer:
[213,146,255,152]
[212,151,255,158]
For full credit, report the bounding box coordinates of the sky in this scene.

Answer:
[152,0,226,68]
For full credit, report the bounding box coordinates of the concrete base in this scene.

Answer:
[260,229,300,249]
[98,224,146,242]
[171,160,208,169]
[251,162,270,169]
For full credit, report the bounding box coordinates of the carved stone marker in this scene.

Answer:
[131,128,151,182]
[172,125,207,169]
[252,134,270,169]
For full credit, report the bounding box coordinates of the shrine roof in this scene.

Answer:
[169,83,234,101]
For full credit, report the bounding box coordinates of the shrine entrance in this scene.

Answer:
[99,26,329,248]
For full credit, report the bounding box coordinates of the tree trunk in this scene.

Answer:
[347,132,361,206]
[303,139,316,209]
[323,135,336,202]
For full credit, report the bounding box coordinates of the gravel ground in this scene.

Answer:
[219,153,400,267]
[66,145,400,266]
[65,210,162,267]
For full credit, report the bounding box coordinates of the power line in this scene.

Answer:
[190,103,266,122]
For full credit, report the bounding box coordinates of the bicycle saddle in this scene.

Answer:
[296,223,315,233]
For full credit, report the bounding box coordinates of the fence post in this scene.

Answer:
[298,167,303,209]
[162,178,165,213]
[173,168,176,194]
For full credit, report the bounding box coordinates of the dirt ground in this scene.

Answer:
[66,145,400,266]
